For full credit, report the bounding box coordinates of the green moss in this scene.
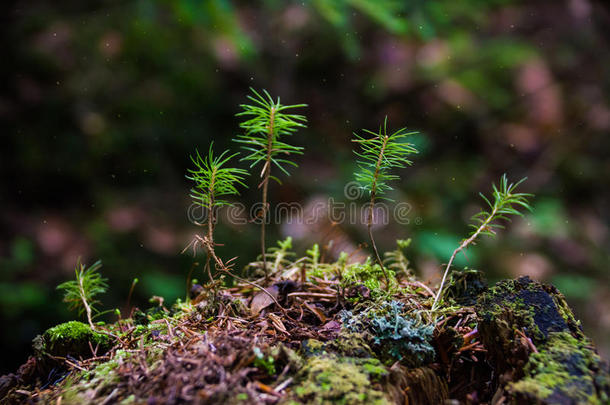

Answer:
[133,305,169,325]
[119,394,137,404]
[329,332,374,358]
[58,347,169,404]
[509,332,609,404]
[301,339,327,357]
[287,355,390,405]
[360,358,388,382]
[269,344,304,373]
[41,321,113,358]
[253,347,276,375]
[59,350,128,404]
[341,258,397,299]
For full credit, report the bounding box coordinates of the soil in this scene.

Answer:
[1,255,609,405]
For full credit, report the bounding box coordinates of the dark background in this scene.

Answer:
[1,0,609,373]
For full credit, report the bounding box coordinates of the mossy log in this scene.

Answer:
[1,276,609,404]
[476,276,610,404]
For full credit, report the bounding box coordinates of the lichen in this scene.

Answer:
[286,355,390,405]
[340,301,435,367]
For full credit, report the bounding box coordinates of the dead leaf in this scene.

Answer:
[304,302,327,323]
[250,285,279,316]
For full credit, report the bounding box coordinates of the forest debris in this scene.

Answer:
[303,302,327,323]
[287,292,336,300]
[2,272,608,405]
[268,313,288,335]
[250,285,279,315]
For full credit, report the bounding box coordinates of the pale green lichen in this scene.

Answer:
[340,301,435,367]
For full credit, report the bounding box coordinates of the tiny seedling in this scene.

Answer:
[384,238,412,277]
[352,117,418,284]
[57,259,108,330]
[431,174,533,311]
[253,347,276,375]
[235,88,307,278]
[268,237,295,275]
[186,143,248,281]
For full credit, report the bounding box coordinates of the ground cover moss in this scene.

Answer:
[286,355,390,405]
[40,321,113,358]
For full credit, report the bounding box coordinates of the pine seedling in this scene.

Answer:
[57,259,108,330]
[352,117,418,284]
[186,143,248,281]
[234,88,307,279]
[431,174,533,311]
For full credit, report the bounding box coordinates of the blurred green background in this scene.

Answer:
[2,0,609,373]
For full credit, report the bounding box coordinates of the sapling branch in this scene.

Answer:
[431,175,533,311]
[235,88,307,282]
[352,117,418,286]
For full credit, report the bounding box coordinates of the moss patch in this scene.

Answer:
[287,355,390,405]
[40,321,114,358]
[59,349,141,404]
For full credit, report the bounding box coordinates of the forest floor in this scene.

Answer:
[1,243,609,404]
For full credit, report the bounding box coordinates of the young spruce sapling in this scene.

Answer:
[186,143,248,282]
[352,117,418,284]
[234,88,307,279]
[57,259,108,330]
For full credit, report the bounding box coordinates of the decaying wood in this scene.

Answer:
[1,275,609,404]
